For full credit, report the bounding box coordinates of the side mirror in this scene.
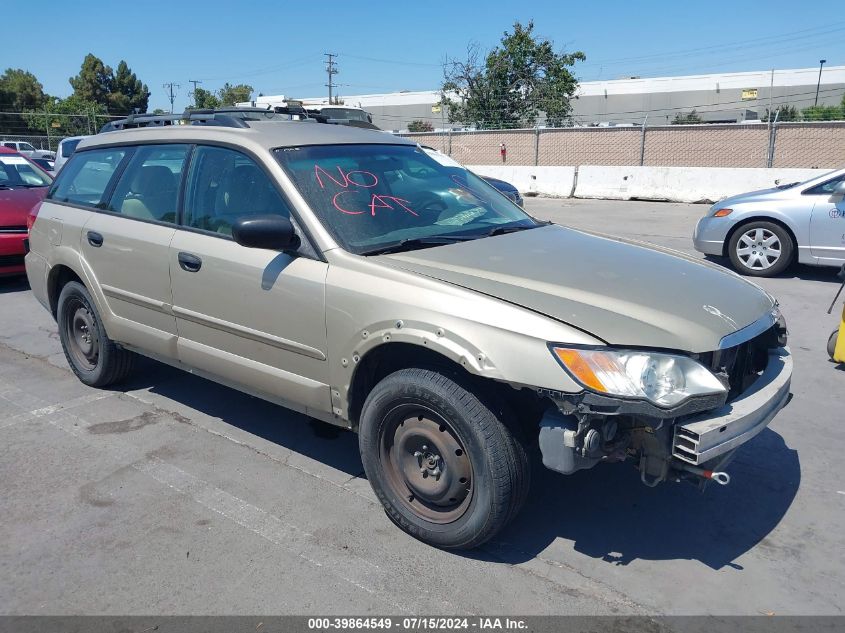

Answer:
[232,214,299,251]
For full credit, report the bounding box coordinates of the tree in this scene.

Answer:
[672,109,703,124]
[407,119,434,132]
[188,87,220,110]
[218,83,253,106]
[802,99,844,121]
[0,68,47,112]
[0,68,48,136]
[69,54,114,108]
[441,21,585,129]
[109,61,150,114]
[760,105,799,122]
[23,95,110,137]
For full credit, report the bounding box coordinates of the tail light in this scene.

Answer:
[27,201,43,232]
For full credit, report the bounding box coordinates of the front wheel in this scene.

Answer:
[728,221,794,277]
[358,368,530,549]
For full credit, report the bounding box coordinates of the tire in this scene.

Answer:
[829,329,840,361]
[358,368,530,549]
[57,281,134,387]
[728,221,794,277]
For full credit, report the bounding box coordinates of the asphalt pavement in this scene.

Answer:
[0,198,843,615]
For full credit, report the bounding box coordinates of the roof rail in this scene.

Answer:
[100,110,254,133]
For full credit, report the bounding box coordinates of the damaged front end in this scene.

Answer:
[537,322,792,488]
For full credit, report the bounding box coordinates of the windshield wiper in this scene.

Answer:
[484,224,540,237]
[360,235,475,256]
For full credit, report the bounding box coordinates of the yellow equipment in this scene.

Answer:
[827,264,845,364]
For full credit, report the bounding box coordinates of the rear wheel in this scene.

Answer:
[57,281,134,387]
[728,221,793,277]
[358,368,530,549]
[829,329,840,361]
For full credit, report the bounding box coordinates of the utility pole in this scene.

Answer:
[163,82,180,113]
[814,59,827,107]
[188,79,203,106]
[325,53,338,103]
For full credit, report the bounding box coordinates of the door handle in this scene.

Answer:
[87,231,103,247]
[178,251,202,273]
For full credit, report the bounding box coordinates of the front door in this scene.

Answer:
[808,174,845,263]
[168,145,331,415]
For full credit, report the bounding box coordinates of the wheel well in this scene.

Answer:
[346,342,544,435]
[48,265,83,317]
[724,217,798,260]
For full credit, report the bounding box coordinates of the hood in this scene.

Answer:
[381,224,774,353]
[717,184,801,207]
[0,187,48,227]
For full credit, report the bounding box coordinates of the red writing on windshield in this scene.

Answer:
[315,163,418,218]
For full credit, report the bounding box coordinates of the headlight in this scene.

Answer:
[551,347,726,408]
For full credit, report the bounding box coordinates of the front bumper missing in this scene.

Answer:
[672,347,792,466]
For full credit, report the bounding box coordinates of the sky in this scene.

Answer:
[5,0,843,112]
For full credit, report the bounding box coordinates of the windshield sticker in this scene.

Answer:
[436,207,486,226]
[421,148,464,169]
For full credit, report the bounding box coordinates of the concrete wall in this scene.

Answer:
[465,165,829,203]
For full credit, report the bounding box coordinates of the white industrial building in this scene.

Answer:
[254,65,845,131]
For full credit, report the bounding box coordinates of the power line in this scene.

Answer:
[188,79,203,103]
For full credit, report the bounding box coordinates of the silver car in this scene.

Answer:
[694,168,845,276]
[27,113,792,548]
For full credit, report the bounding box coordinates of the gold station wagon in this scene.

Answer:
[26,111,792,548]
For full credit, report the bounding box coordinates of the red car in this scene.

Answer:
[0,146,53,277]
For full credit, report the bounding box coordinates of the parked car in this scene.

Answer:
[0,147,52,277]
[421,146,524,206]
[29,157,55,173]
[480,175,523,207]
[27,113,791,548]
[53,135,89,172]
[694,167,845,276]
[1,140,55,161]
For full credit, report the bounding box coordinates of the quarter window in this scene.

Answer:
[183,145,290,236]
[107,144,190,223]
[48,147,128,208]
[805,175,845,196]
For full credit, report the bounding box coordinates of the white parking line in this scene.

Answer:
[0,391,115,430]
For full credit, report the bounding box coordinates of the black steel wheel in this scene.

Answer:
[359,368,530,549]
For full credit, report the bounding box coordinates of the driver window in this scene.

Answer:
[806,176,845,196]
[183,145,290,236]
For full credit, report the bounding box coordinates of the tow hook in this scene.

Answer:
[678,463,731,485]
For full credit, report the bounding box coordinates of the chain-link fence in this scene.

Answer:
[0,112,124,152]
[400,121,845,169]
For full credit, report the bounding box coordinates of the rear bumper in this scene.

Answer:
[672,347,792,466]
[0,232,28,276]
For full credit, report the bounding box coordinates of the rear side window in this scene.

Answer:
[48,147,128,207]
[61,139,82,158]
[183,145,290,236]
[107,144,190,223]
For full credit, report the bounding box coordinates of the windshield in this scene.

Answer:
[0,155,52,187]
[319,108,370,122]
[275,144,536,254]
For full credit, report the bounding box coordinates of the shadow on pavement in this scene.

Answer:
[483,428,799,570]
[116,355,799,570]
[118,356,364,478]
[0,276,30,294]
[704,256,843,283]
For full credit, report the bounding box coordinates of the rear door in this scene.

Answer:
[807,174,845,263]
[78,144,190,358]
[168,144,331,415]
